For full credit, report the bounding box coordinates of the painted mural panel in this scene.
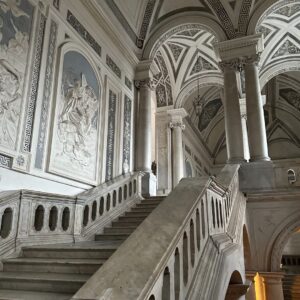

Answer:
[0,0,34,150]
[106,90,116,181]
[49,51,100,183]
[122,95,131,174]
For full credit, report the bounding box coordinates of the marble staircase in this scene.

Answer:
[0,197,164,300]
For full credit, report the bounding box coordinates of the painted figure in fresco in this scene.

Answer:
[0,0,30,18]
[0,61,20,148]
[58,73,98,166]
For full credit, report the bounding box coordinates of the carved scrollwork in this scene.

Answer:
[219,58,242,72]
[134,78,156,90]
[169,121,185,130]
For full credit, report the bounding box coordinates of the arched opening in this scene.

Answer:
[119,187,122,203]
[183,232,189,285]
[124,184,127,200]
[174,248,180,300]
[196,209,201,250]
[0,208,13,238]
[34,205,44,231]
[113,190,117,207]
[129,182,132,197]
[49,206,58,231]
[211,198,216,228]
[133,179,137,194]
[162,266,170,300]
[62,207,70,231]
[225,271,245,300]
[216,199,220,228]
[201,199,206,238]
[106,194,111,211]
[92,201,97,221]
[190,219,195,267]
[99,197,104,215]
[83,205,89,227]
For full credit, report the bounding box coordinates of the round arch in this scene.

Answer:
[260,61,300,89]
[174,74,224,108]
[142,13,227,60]
[269,214,300,272]
[247,0,280,35]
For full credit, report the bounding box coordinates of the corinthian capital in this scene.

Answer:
[219,58,242,72]
[240,54,261,66]
[134,78,156,90]
[169,121,185,130]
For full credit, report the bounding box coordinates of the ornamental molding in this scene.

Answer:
[214,33,264,62]
[134,78,156,90]
[169,121,185,130]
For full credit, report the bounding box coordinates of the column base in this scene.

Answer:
[250,156,271,162]
[227,157,247,164]
[141,172,157,197]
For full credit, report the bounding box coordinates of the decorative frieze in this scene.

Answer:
[67,10,102,58]
[35,20,58,169]
[0,154,12,169]
[106,55,121,78]
[125,77,132,91]
[122,95,132,174]
[134,78,155,90]
[106,90,117,181]
[23,13,46,152]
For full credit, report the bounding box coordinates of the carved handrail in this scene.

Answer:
[72,165,243,300]
[0,172,142,257]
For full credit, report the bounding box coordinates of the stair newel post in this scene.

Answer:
[73,198,85,241]
[135,60,159,197]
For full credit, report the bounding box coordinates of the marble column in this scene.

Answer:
[168,108,188,187]
[243,55,270,162]
[135,79,156,196]
[260,272,284,300]
[240,98,250,161]
[220,60,246,164]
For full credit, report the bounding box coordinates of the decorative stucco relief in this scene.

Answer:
[0,0,33,150]
[122,95,131,174]
[49,51,100,183]
[106,90,117,181]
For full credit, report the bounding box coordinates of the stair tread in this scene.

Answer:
[22,242,120,250]
[0,289,72,300]
[0,272,89,282]
[3,257,106,265]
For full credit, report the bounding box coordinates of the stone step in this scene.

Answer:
[0,272,89,294]
[130,207,153,213]
[104,226,137,234]
[112,220,141,227]
[135,203,158,209]
[124,211,149,217]
[2,257,104,274]
[118,216,145,223]
[0,289,72,300]
[141,199,163,205]
[95,233,130,241]
[22,245,118,259]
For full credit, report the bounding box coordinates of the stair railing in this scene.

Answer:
[72,164,244,300]
[0,172,142,257]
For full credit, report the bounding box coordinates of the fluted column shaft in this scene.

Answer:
[135,79,154,172]
[169,121,185,187]
[244,56,270,161]
[221,61,246,163]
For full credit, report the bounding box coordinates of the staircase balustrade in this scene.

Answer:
[72,165,246,300]
[0,172,142,257]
